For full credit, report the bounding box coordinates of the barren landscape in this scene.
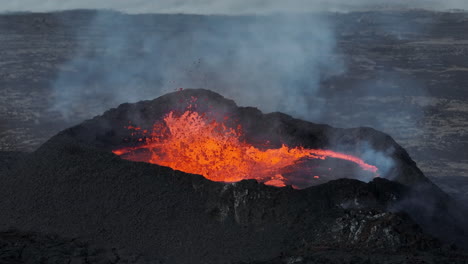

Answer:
[1,9,468,263]
[1,10,468,200]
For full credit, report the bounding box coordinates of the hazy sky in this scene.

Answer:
[1,0,467,14]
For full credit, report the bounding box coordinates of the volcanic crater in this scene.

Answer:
[1,89,467,263]
[111,90,383,189]
[70,89,422,187]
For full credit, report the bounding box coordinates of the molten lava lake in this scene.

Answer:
[113,110,379,189]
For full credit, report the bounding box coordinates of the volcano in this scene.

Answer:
[0,89,467,263]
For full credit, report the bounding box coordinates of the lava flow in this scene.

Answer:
[113,110,379,188]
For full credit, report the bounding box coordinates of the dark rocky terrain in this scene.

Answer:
[0,230,153,264]
[1,9,468,263]
[0,89,467,263]
[0,229,464,264]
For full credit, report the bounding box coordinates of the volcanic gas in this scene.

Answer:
[113,106,379,188]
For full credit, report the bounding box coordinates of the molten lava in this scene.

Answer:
[113,110,379,188]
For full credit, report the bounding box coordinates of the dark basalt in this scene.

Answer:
[0,230,465,264]
[0,229,154,264]
[0,89,467,263]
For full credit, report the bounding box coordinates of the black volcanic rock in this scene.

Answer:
[0,229,154,264]
[0,229,464,264]
[0,89,467,263]
[246,248,468,264]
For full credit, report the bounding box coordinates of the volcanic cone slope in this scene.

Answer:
[0,89,466,263]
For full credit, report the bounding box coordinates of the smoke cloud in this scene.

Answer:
[50,11,343,120]
[47,8,399,182]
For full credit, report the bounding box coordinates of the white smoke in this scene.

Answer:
[49,10,343,121]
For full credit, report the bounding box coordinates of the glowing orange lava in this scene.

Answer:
[113,110,379,187]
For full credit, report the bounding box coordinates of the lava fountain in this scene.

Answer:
[113,108,379,188]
